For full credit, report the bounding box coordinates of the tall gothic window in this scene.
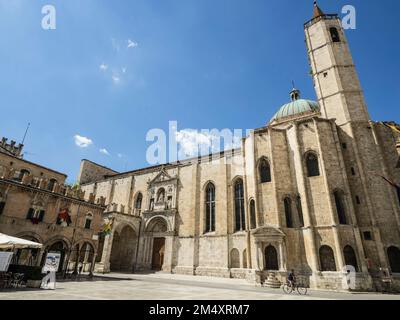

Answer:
[319,245,337,271]
[387,246,400,273]
[330,27,341,42]
[284,197,293,228]
[259,159,271,183]
[306,152,320,177]
[205,183,216,233]
[234,179,246,232]
[334,190,347,225]
[249,199,256,229]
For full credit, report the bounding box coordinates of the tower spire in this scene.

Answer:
[312,1,325,19]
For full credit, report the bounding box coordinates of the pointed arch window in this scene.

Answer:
[306,152,320,177]
[330,27,341,42]
[334,190,347,225]
[234,179,246,232]
[284,197,293,228]
[249,199,256,229]
[205,183,216,233]
[259,159,271,183]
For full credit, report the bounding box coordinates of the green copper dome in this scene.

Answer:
[271,88,320,123]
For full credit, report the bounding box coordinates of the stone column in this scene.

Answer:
[257,243,264,271]
[98,233,114,273]
[278,242,287,272]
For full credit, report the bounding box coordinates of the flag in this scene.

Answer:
[382,122,400,135]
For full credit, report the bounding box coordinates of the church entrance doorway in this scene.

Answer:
[151,237,165,271]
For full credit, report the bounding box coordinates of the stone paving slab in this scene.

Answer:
[0,272,399,300]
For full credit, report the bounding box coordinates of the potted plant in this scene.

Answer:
[26,267,44,288]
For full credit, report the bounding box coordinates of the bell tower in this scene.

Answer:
[304,1,370,126]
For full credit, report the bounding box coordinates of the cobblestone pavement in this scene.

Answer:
[0,272,399,300]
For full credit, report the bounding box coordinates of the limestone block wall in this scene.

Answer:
[0,151,66,184]
[78,160,118,185]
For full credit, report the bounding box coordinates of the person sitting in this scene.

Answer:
[288,269,296,289]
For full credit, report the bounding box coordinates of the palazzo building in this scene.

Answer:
[79,3,400,291]
[0,137,106,274]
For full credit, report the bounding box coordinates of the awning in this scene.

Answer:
[0,233,43,250]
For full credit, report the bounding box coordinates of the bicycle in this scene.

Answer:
[282,281,308,295]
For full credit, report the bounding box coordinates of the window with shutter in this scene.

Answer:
[26,208,34,220]
[39,210,45,222]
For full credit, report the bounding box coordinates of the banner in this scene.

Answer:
[0,252,13,272]
[42,252,61,273]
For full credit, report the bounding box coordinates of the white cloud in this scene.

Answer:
[127,39,138,48]
[175,130,216,158]
[117,153,123,158]
[99,148,110,156]
[112,74,120,84]
[122,67,127,73]
[175,129,242,158]
[99,63,108,71]
[74,135,93,148]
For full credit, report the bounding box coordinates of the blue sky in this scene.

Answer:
[0,0,399,183]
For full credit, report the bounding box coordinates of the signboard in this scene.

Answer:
[42,252,61,273]
[0,252,13,272]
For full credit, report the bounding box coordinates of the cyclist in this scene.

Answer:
[288,269,296,290]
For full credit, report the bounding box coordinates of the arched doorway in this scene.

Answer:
[264,245,279,271]
[343,245,359,272]
[230,249,240,268]
[387,246,400,273]
[319,245,337,271]
[146,217,168,271]
[110,225,137,272]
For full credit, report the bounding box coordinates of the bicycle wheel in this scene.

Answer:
[282,284,293,294]
[297,286,308,295]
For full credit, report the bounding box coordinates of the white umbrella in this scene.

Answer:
[0,233,43,250]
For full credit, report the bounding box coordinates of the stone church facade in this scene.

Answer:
[79,4,400,291]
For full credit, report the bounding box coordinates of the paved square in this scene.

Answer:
[0,273,399,300]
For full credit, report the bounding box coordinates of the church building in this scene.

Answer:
[79,3,400,291]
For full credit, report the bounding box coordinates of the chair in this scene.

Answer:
[0,273,12,289]
[10,273,24,289]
